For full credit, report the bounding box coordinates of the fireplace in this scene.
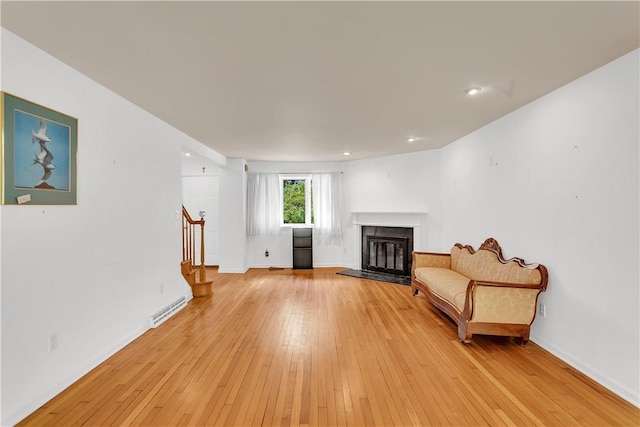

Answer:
[361,226,413,277]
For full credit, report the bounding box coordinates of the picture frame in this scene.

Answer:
[1,92,78,205]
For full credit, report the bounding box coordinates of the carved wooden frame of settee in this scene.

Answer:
[411,238,548,345]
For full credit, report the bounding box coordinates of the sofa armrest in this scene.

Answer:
[464,280,543,325]
[412,251,451,274]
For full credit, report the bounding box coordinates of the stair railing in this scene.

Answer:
[182,206,206,281]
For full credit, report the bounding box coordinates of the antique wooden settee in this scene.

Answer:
[411,238,548,345]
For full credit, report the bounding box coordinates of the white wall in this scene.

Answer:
[0,30,224,425]
[438,50,639,405]
[181,152,224,176]
[0,27,3,427]
[343,150,443,259]
[218,159,249,273]
[183,176,220,265]
[181,153,223,266]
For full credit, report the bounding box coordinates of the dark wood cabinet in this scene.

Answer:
[292,228,313,269]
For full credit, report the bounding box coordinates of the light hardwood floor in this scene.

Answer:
[19,268,639,426]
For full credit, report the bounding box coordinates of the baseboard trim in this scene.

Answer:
[250,264,290,269]
[248,264,352,270]
[4,324,149,426]
[530,334,640,408]
[217,266,249,274]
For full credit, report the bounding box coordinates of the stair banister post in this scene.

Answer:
[180,205,213,297]
[199,219,206,280]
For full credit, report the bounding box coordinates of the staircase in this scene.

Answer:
[181,206,213,297]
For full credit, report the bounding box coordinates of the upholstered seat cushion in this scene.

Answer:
[414,267,470,312]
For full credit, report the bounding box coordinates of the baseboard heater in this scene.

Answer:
[149,296,187,328]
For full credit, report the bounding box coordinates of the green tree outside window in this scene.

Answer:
[283,179,306,224]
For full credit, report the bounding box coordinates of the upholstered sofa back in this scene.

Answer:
[451,245,542,285]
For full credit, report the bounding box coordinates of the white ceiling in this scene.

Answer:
[2,1,638,162]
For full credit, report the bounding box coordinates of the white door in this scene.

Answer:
[182,176,219,266]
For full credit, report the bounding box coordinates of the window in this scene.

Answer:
[280,175,313,226]
[247,173,340,235]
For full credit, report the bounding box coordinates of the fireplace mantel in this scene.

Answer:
[348,212,427,270]
[350,211,427,228]
[350,211,428,214]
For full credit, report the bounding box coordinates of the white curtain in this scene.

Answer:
[312,172,342,236]
[247,173,281,235]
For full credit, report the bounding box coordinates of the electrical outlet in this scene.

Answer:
[49,333,58,352]
[265,250,269,257]
[539,303,547,317]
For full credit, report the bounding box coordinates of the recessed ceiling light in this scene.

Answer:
[343,152,352,156]
[407,137,418,143]
[465,87,481,96]
[184,152,192,157]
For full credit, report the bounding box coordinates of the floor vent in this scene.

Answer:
[149,296,187,328]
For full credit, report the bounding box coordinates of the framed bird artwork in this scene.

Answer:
[1,92,77,205]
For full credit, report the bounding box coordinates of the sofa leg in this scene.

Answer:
[458,324,472,344]
[514,335,530,346]
[412,286,419,296]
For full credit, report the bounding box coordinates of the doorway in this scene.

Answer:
[182,176,220,266]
